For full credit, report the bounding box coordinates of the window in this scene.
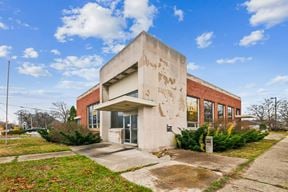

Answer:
[204,100,214,123]
[111,112,123,128]
[236,108,241,116]
[227,106,234,120]
[187,96,199,128]
[126,90,138,98]
[88,104,100,128]
[218,104,225,120]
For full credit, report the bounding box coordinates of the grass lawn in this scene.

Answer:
[0,136,70,157]
[217,139,278,160]
[0,155,151,192]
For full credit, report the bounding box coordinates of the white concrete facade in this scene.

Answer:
[98,32,187,151]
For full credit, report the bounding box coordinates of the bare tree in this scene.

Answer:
[51,102,70,123]
[248,98,283,130]
[279,100,288,128]
[16,109,55,128]
[248,104,265,122]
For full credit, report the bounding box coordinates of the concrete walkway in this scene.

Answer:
[0,151,75,164]
[219,136,288,192]
[71,142,165,172]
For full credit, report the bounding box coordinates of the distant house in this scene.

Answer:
[76,32,241,151]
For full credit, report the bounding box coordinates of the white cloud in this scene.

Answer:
[57,80,96,89]
[55,2,125,42]
[0,45,11,58]
[50,49,61,55]
[23,48,39,58]
[124,0,157,36]
[216,56,253,64]
[50,55,103,81]
[18,62,50,77]
[0,22,8,30]
[173,6,184,22]
[195,32,214,48]
[55,0,157,53]
[102,42,125,54]
[63,68,100,81]
[187,62,200,71]
[244,0,288,27]
[267,75,288,85]
[239,30,265,47]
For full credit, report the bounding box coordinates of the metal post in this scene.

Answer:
[5,60,10,145]
[271,97,277,130]
[275,97,277,130]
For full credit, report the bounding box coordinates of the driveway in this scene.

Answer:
[72,142,246,191]
[219,136,288,192]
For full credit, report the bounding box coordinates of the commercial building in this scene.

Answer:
[76,32,241,151]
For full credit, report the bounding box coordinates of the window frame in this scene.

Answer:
[186,96,200,128]
[227,106,234,120]
[217,104,225,120]
[204,100,214,123]
[87,103,100,129]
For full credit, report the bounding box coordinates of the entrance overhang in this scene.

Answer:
[94,96,157,112]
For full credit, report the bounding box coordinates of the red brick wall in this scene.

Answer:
[76,88,100,128]
[187,78,241,125]
[77,79,241,127]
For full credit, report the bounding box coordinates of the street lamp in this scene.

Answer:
[270,97,277,130]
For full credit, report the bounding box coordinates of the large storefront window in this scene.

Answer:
[111,112,123,128]
[227,106,233,120]
[218,104,225,120]
[88,104,100,128]
[187,96,199,128]
[204,100,214,123]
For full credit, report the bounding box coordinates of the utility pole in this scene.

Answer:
[5,59,10,145]
[271,97,277,130]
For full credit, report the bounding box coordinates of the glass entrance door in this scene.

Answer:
[123,113,137,144]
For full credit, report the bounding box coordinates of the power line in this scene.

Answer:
[0,102,52,112]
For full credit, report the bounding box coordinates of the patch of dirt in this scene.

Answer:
[150,164,220,190]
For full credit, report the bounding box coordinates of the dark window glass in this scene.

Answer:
[126,90,138,98]
[228,107,233,120]
[204,100,214,123]
[111,112,123,128]
[236,108,241,116]
[218,104,225,120]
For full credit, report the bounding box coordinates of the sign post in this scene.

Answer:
[205,136,213,153]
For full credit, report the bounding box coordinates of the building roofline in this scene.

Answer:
[77,83,99,100]
[100,31,186,72]
[187,73,241,100]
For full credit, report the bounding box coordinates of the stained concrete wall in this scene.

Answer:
[137,33,187,151]
[99,33,144,141]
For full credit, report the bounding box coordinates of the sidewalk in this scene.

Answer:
[219,136,288,192]
[0,151,75,164]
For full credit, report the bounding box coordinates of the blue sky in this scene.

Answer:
[0,0,288,123]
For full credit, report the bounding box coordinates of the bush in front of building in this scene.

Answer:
[38,122,101,145]
[175,125,268,152]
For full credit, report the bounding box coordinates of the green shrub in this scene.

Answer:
[38,122,101,145]
[38,129,51,142]
[176,126,268,152]
[175,125,208,152]
[241,129,268,143]
[7,128,25,135]
[60,131,101,145]
[259,123,267,130]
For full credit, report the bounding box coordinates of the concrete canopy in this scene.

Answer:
[94,96,157,112]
